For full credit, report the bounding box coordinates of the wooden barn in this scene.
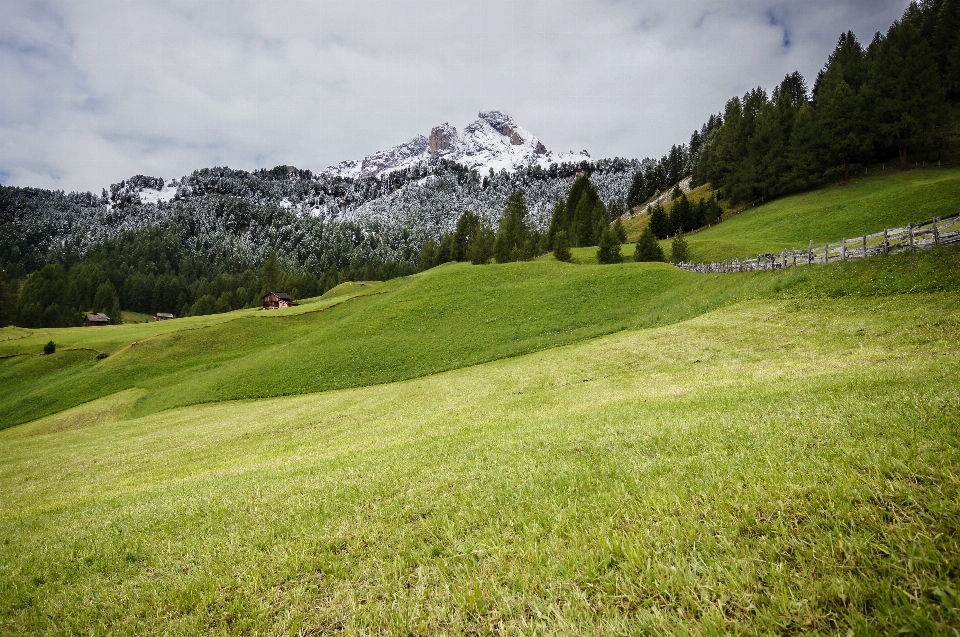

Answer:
[84,313,110,326]
[262,292,298,310]
[154,313,174,321]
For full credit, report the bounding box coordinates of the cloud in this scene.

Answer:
[0,0,911,192]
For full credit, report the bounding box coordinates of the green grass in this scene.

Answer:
[3,168,960,633]
[5,248,960,431]
[1,285,958,634]
[683,166,960,262]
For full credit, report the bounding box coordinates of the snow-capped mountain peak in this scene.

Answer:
[323,110,589,179]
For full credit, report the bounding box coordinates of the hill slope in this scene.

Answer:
[5,247,960,430]
[1,270,958,634]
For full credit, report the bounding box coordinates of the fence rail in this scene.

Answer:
[674,210,960,273]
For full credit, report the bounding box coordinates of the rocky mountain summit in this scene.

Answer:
[323,110,590,179]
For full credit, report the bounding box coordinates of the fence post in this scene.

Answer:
[883,229,889,255]
[808,239,813,265]
[862,234,867,257]
[908,223,914,250]
[825,242,829,264]
[841,239,846,261]
[933,217,940,246]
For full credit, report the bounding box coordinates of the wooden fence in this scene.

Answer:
[674,210,960,273]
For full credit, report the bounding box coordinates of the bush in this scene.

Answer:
[43,340,56,355]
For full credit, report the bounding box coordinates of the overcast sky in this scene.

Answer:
[1,0,911,192]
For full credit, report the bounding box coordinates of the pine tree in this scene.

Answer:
[453,210,481,261]
[418,239,437,271]
[866,20,945,169]
[261,251,280,292]
[493,191,532,262]
[590,199,608,246]
[648,204,671,239]
[671,233,691,263]
[670,194,693,233]
[633,225,665,262]
[467,224,495,265]
[552,230,572,262]
[92,280,122,324]
[596,225,623,264]
[613,218,627,243]
[627,170,646,209]
[546,200,566,250]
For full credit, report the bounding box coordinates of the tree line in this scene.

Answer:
[0,227,414,328]
[692,0,959,205]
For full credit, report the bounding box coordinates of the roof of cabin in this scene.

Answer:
[262,291,293,301]
[85,313,110,321]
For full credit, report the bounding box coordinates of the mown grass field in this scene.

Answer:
[2,167,960,634]
[1,259,959,634]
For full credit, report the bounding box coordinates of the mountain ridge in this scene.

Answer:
[321,110,591,180]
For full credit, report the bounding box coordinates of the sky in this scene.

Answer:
[1,0,912,193]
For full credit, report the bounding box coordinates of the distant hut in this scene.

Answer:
[262,292,298,310]
[154,312,174,321]
[84,313,110,326]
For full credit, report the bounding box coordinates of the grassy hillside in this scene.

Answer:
[564,166,960,265]
[683,166,960,262]
[1,273,958,634]
[3,165,960,633]
[6,247,960,431]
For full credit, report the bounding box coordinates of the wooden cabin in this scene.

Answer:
[262,292,298,310]
[154,312,174,321]
[84,313,110,326]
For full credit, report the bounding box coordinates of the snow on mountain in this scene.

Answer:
[323,110,590,180]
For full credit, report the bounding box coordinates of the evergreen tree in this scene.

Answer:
[648,204,671,239]
[596,225,623,264]
[546,200,566,250]
[607,198,626,222]
[418,239,437,271]
[435,233,456,265]
[783,103,825,191]
[261,251,280,292]
[453,211,481,261]
[866,20,945,170]
[627,170,646,209]
[612,218,627,243]
[43,340,56,355]
[467,223,495,265]
[92,279,122,324]
[0,267,18,327]
[552,230,572,262]
[633,225,665,262]
[590,199,609,246]
[671,233,691,263]
[493,191,532,262]
[566,175,603,247]
[670,194,693,233]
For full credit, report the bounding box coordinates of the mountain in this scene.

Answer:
[323,110,591,180]
[2,111,642,284]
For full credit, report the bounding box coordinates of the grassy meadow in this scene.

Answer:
[573,166,960,265]
[2,168,960,634]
